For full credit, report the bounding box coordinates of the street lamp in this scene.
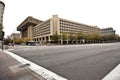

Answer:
[1,31,4,50]
[0,23,5,50]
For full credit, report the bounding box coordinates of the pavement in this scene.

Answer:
[1,43,120,80]
[7,43,120,80]
[0,50,44,80]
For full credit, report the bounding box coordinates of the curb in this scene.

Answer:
[102,64,120,80]
[4,50,68,80]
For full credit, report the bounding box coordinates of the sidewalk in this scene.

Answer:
[0,50,44,80]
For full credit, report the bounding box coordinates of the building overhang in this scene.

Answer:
[17,16,43,31]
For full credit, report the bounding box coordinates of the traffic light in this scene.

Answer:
[0,31,4,40]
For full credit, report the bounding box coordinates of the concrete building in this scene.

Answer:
[100,27,116,36]
[0,0,5,38]
[17,15,100,44]
[10,33,20,40]
[0,0,5,25]
[17,16,43,40]
[0,1,5,49]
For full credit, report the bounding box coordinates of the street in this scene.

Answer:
[9,43,120,80]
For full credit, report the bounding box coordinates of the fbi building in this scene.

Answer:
[17,15,100,44]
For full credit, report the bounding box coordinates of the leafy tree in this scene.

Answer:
[14,38,31,44]
[22,37,31,42]
[51,32,59,43]
[68,33,74,43]
[77,32,84,40]
[4,38,12,45]
[93,33,101,40]
[61,32,68,41]
[14,38,23,44]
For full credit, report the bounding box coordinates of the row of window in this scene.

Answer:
[36,26,50,31]
[33,29,50,37]
[59,19,92,28]
[60,26,95,31]
[59,20,98,33]
[33,30,50,36]
[59,24,97,34]
[33,21,51,37]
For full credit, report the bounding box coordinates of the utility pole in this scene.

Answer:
[61,33,63,45]
[0,25,4,50]
[0,1,5,50]
[1,31,4,50]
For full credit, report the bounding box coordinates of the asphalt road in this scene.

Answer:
[9,43,120,80]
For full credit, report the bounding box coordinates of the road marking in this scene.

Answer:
[102,64,120,80]
[4,50,68,80]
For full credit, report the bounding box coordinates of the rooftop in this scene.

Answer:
[17,16,43,31]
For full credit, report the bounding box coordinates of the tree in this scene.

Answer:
[22,37,31,43]
[93,33,101,40]
[14,38,31,44]
[61,32,68,41]
[68,33,74,44]
[4,38,12,45]
[51,32,59,43]
[61,32,69,44]
[77,32,84,40]
[14,38,23,44]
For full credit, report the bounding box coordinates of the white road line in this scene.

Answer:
[102,64,120,80]
[4,50,68,80]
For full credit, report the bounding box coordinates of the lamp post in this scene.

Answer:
[61,33,63,45]
[0,23,4,50]
[1,31,4,50]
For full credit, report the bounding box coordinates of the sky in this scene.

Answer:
[1,0,120,37]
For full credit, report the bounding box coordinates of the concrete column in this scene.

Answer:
[20,31,22,38]
[67,40,68,44]
[61,35,63,44]
[27,25,33,40]
[44,37,46,43]
[48,36,51,42]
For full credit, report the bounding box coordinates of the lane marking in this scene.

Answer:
[4,50,68,80]
[102,64,120,80]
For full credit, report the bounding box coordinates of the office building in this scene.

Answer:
[17,16,43,40]
[10,33,20,40]
[0,0,5,49]
[0,0,5,25]
[100,27,116,36]
[0,1,5,38]
[17,15,100,44]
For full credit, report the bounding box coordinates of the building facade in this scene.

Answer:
[0,1,5,25]
[17,15,100,44]
[0,1,5,49]
[17,16,43,40]
[10,33,20,40]
[100,27,115,36]
[33,15,100,43]
[0,1,5,38]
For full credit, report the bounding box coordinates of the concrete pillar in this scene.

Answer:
[44,37,46,43]
[67,40,68,44]
[60,35,63,44]
[20,31,22,38]
[27,25,33,40]
[48,36,51,42]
